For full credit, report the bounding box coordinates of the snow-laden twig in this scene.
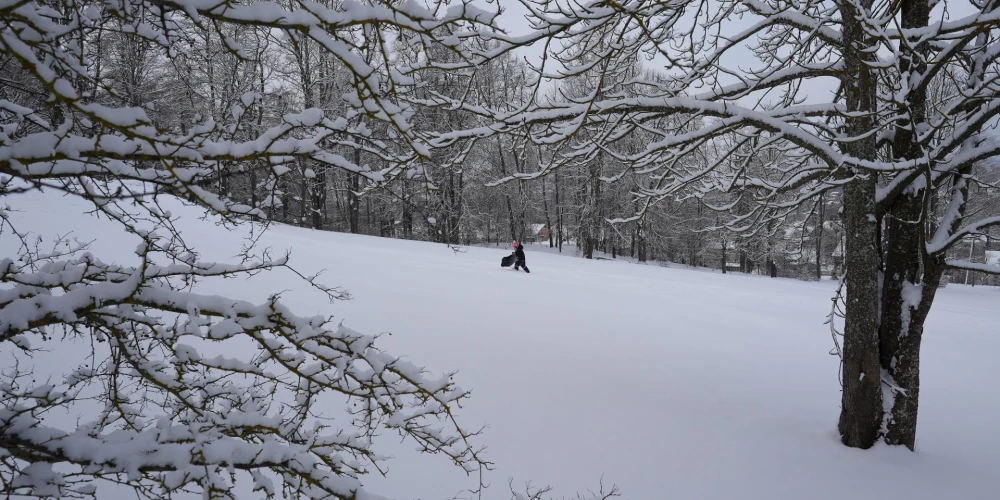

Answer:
[0,225,490,498]
[825,274,847,387]
[0,0,505,495]
[507,476,620,500]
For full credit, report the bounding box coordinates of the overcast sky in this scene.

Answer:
[447,0,983,110]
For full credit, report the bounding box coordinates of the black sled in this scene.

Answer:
[501,254,516,267]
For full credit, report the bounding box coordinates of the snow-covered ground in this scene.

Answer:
[4,189,999,499]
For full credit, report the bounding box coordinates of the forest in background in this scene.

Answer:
[18,3,993,283]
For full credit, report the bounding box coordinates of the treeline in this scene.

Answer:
[16,2,998,285]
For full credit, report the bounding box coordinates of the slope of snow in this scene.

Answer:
[3,188,999,499]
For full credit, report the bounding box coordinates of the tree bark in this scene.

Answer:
[837,0,883,449]
[454,169,464,243]
[879,0,931,450]
[542,176,554,248]
[401,178,412,239]
[311,165,326,229]
[299,162,308,226]
[498,139,516,242]
[512,145,528,243]
[721,240,727,273]
[637,214,647,263]
[839,177,883,449]
[348,149,361,234]
[555,169,563,252]
[816,193,825,280]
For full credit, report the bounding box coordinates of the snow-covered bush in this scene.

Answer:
[0,0,498,497]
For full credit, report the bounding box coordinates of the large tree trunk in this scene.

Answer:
[839,177,883,449]
[837,0,883,449]
[882,257,942,449]
[879,0,931,450]
[879,176,926,450]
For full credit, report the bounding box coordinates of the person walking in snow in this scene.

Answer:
[512,240,530,273]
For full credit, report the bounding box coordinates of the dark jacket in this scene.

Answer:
[514,245,526,262]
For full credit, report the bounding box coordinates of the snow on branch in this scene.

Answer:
[0,0,507,214]
[927,215,1000,255]
[0,0,503,496]
[424,0,1000,242]
[0,230,488,498]
[944,259,1000,275]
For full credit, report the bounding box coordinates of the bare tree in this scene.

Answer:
[0,0,506,497]
[424,0,1000,450]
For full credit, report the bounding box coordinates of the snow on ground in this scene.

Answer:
[4,188,1000,499]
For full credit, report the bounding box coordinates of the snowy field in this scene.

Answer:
[4,189,999,500]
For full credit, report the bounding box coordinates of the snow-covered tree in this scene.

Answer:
[0,0,504,497]
[428,0,1000,450]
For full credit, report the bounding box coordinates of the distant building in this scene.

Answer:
[987,250,1000,267]
[528,224,549,241]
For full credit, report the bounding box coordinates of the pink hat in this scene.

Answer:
[512,240,519,248]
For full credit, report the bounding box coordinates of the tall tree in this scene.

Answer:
[427,0,1000,450]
